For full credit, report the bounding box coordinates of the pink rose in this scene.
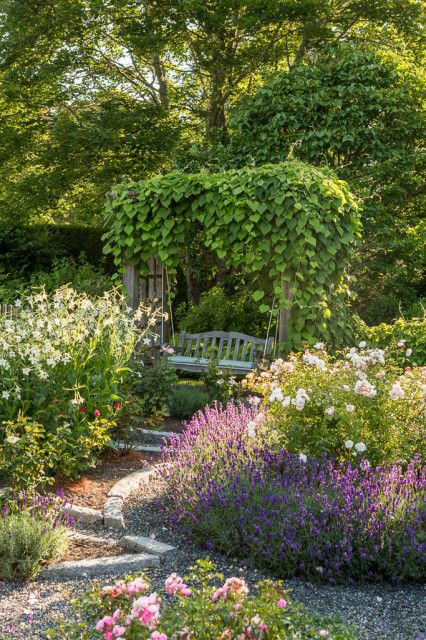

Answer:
[277,599,287,608]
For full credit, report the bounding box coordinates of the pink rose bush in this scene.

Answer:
[47,560,358,639]
[245,344,425,464]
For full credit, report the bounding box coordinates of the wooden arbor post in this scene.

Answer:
[123,258,169,346]
[278,278,293,347]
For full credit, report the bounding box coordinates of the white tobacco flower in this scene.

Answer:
[1,390,10,399]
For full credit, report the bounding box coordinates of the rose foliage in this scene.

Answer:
[46,559,359,639]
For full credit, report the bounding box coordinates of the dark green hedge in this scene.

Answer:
[0,224,114,275]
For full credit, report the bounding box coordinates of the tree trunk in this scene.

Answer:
[152,53,169,108]
[206,69,227,142]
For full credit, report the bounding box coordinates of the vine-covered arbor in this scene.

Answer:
[103,161,360,349]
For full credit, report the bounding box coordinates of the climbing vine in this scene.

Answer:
[103,161,360,347]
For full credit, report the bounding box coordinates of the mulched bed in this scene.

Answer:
[60,449,158,510]
[57,537,125,563]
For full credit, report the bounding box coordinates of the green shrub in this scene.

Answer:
[201,360,240,404]
[46,559,359,639]
[354,313,426,366]
[0,492,70,580]
[246,345,426,465]
[168,384,209,419]
[132,356,178,424]
[0,256,114,304]
[178,285,268,336]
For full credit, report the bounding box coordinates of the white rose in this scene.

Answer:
[314,342,325,350]
[355,442,366,453]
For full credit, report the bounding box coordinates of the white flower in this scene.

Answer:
[282,396,291,408]
[314,342,325,350]
[344,440,354,449]
[397,339,406,347]
[247,428,256,439]
[303,354,326,370]
[359,341,366,348]
[345,404,355,413]
[325,406,335,415]
[299,453,307,463]
[343,384,350,392]
[216,379,224,386]
[0,358,10,370]
[5,436,20,445]
[142,337,151,346]
[22,367,31,376]
[269,388,284,403]
[1,390,10,400]
[406,348,412,357]
[355,442,366,453]
[354,379,377,398]
[389,381,405,401]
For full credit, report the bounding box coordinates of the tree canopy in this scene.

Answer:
[0,0,424,224]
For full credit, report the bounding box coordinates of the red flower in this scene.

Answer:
[114,401,121,411]
[94,409,101,418]
[80,407,86,414]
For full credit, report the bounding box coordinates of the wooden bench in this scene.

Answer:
[168,331,274,375]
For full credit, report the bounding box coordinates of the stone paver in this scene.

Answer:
[42,553,160,578]
[122,535,176,558]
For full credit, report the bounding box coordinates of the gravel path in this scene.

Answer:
[0,477,425,640]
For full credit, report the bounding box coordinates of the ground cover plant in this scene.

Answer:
[162,403,426,583]
[46,559,359,639]
[0,285,159,483]
[168,384,209,419]
[246,345,425,465]
[0,490,72,580]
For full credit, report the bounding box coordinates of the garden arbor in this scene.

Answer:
[103,161,360,350]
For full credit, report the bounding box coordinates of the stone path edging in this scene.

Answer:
[103,466,157,528]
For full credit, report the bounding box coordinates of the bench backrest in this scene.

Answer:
[176,331,273,363]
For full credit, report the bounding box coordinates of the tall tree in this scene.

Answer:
[0,0,424,223]
[225,44,426,322]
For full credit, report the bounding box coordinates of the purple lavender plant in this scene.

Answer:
[162,402,426,583]
[1,489,74,529]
